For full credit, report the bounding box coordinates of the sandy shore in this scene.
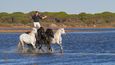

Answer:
[0,24,114,33]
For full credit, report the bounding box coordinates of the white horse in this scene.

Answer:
[51,28,65,53]
[18,28,37,50]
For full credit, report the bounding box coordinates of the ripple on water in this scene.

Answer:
[1,29,115,65]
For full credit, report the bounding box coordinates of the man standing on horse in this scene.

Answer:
[32,11,47,29]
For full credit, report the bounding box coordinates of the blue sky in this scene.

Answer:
[0,0,115,14]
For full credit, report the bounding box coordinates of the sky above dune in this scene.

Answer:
[0,0,115,14]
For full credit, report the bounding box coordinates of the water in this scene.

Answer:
[0,28,115,65]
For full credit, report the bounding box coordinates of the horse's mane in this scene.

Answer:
[55,28,62,33]
[37,27,46,40]
[45,29,53,35]
[25,31,31,34]
[25,28,37,34]
[37,27,45,33]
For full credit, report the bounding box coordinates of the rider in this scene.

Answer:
[32,11,47,29]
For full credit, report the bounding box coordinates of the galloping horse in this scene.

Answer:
[36,27,46,49]
[45,28,54,52]
[18,28,37,50]
[36,27,54,52]
[51,28,65,53]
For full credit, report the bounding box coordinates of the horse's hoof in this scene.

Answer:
[49,49,52,51]
[39,47,41,49]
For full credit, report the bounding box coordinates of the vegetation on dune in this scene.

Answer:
[0,11,115,28]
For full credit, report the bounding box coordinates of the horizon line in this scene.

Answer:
[0,11,115,14]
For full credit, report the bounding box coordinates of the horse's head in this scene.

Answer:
[37,27,45,34]
[45,28,54,38]
[32,28,37,34]
[37,27,46,38]
[59,28,65,34]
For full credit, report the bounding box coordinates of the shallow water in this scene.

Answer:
[0,28,115,65]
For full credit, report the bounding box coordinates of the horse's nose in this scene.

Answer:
[63,32,66,35]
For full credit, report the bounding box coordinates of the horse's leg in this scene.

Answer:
[38,44,42,49]
[18,40,25,53]
[45,39,52,53]
[37,40,43,50]
[17,41,22,50]
[58,44,63,53]
[29,42,36,53]
[39,40,46,52]
[59,37,63,53]
[47,42,52,52]
[55,38,63,53]
[31,42,36,49]
[18,41,24,50]
[20,40,25,50]
[57,39,63,53]
[27,44,34,49]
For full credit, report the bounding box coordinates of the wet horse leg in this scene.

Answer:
[59,44,63,53]
[57,40,63,53]
[46,41,52,52]
[31,42,36,49]
[38,40,43,49]
[27,44,34,50]
[37,40,46,52]
[20,40,25,50]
